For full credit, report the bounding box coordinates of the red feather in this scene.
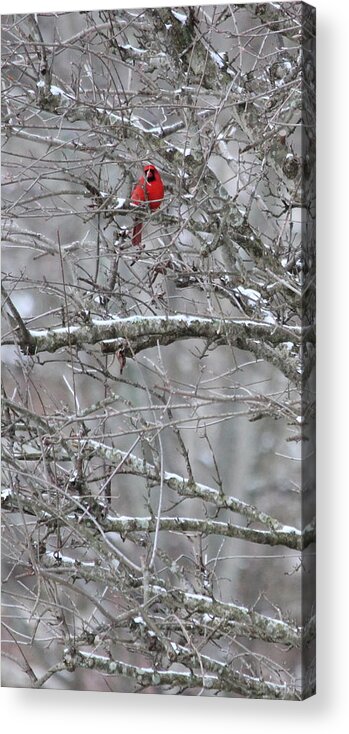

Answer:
[132,220,143,247]
[130,165,164,247]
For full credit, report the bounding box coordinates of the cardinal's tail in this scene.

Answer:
[132,220,143,247]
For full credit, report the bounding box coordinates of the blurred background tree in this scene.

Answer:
[1,3,315,698]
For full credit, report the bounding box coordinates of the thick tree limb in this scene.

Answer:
[2,313,305,384]
[62,649,301,699]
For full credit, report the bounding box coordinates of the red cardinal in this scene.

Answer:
[130,164,164,247]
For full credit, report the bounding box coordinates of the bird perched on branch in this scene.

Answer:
[130,164,164,247]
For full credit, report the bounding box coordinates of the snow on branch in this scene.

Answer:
[4,313,305,385]
[61,649,301,699]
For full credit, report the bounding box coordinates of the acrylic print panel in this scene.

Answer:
[1,3,315,698]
